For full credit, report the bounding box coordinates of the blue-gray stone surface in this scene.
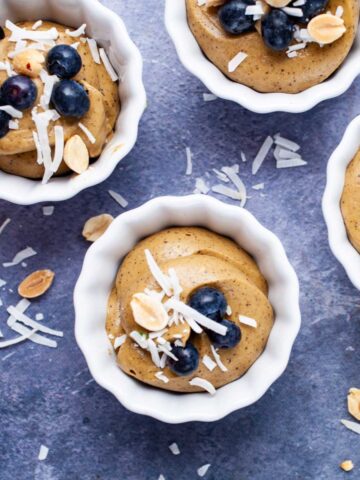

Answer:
[1,1,360,479]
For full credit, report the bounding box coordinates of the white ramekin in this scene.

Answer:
[165,0,360,114]
[322,115,360,290]
[0,0,146,205]
[74,195,301,423]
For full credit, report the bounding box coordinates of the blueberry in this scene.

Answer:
[218,0,256,35]
[297,0,329,23]
[46,44,82,79]
[1,75,37,111]
[167,343,199,376]
[262,10,294,51]
[188,287,227,322]
[51,80,90,118]
[0,27,5,40]
[0,110,10,138]
[208,319,241,349]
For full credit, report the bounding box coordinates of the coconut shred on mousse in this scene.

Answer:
[0,20,120,182]
[186,0,359,93]
[106,227,274,394]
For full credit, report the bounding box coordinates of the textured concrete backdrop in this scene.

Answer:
[1,1,360,479]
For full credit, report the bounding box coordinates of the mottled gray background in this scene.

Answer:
[1,1,360,479]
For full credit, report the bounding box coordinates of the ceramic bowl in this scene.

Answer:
[0,0,146,205]
[164,0,360,114]
[74,195,301,423]
[323,115,360,290]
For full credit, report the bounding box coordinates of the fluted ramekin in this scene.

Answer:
[323,115,360,290]
[165,0,360,114]
[74,195,301,423]
[0,0,146,205]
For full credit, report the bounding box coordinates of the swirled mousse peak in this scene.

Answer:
[106,227,274,394]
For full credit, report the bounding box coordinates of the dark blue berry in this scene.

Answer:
[51,80,90,118]
[0,110,10,138]
[167,343,199,376]
[46,44,82,79]
[0,27,5,40]
[1,75,37,111]
[297,0,329,23]
[208,319,241,349]
[188,287,227,322]
[218,0,256,35]
[262,10,294,51]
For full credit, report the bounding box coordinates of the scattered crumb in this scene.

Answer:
[348,388,360,421]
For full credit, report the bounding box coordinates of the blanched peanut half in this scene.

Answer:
[82,214,114,242]
[18,269,55,299]
[308,13,346,44]
[348,387,360,421]
[131,293,169,332]
[64,135,89,174]
[12,49,45,78]
[340,460,354,472]
[265,0,291,7]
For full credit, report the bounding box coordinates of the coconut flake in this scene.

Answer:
[35,313,44,321]
[252,136,273,175]
[0,279,6,287]
[189,377,216,395]
[66,24,87,37]
[341,419,360,435]
[0,61,14,77]
[114,334,127,349]
[277,158,307,168]
[0,327,38,348]
[287,51,298,58]
[0,218,11,236]
[197,0,207,5]
[42,206,54,216]
[7,305,63,337]
[210,345,228,372]
[202,354,217,372]
[9,120,19,130]
[32,20,43,30]
[183,315,203,334]
[252,183,264,190]
[50,126,64,173]
[108,190,129,208]
[99,48,119,82]
[228,51,247,73]
[3,247,36,267]
[129,331,148,349]
[147,338,162,367]
[8,42,47,59]
[38,445,49,461]
[211,184,243,200]
[0,105,23,119]
[293,0,306,5]
[194,177,210,194]
[239,315,258,328]
[203,93,217,101]
[245,4,264,15]
[145,249,172,296]
[165,298,227,335]
[282,7,303,16]
[197,464,211,477]
[221,165,247,207]
[39,70,59,110]
[287,42,307,52]
[155,371,169,384]
[6,20,59,42]
[158,475,166,480]
[336,5,344,17]
[274,134,300,152]
[71,42,80,50]
[79,122,96,144]
[212,168,229,182]
[158,344,178,361]
[185,146,193,175]
[168,443,181,455]
[87,38,101,64]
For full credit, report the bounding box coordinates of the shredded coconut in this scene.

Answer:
[0,218,11,236]
[6,20,58,42]
[32,20,43,30]
[341,419,360,435]
[185,146,193,175]
[228,51,247,73]
[202,354,217,372]
[155,371,169,384]
[78,122,96,144]
[203,93,217,101]
[108,190,129,208]
[38,445,49,461]
[0,105,23,119]
[114,334,127,349]
[252,136,274,175]
[168,442,181,455]
[3,247,37,267]
[210,345,228,372]
[42,206,54,216]
[197,464,211,477]
[87,38,101,64]
[239,315,258,328]
[99,48,119,81]
[66,24,87,37]
[189,377,216,395]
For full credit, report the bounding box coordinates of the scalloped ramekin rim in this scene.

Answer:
[74,195,301,423]
[164,0,360,114]
[0,0,146,205]
[322,115,360,290]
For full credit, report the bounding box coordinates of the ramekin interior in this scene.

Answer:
[0,0,146,204]
[322,115,360,290]
[164,0,360,114]
[74,195,301,423]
